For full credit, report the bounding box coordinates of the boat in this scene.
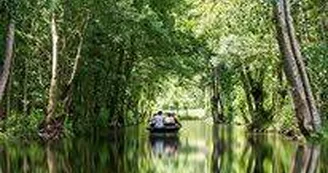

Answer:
[147,125,181,133]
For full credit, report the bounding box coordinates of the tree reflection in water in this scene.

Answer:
[47,143,57,173]
[245,135,273,173]
[291,145,320,173]
[211,125,225,173]
[0,122,325,173]
[210,124,322,173]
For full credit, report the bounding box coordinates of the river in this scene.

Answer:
[0,121,326,172]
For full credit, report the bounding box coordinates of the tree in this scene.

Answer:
[46,14,58,124]
[273,0,321,136]
[211,64,224,123]
[0,14,15,102]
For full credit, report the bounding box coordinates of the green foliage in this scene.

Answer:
[306,43,328,119]
[0,0,327,138]
[1,110,43,140]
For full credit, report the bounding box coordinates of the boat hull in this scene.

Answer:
[147,126,180,133]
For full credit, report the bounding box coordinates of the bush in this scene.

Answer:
[1,110,43,140]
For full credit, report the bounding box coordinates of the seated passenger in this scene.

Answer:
[149,114,157,127]
[164,113,175,125]
[164,112,181,127]
[150,111,164,128]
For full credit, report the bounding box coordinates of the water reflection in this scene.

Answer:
[211,125,223,173]
[291,145,320,173]
[149,134,180,157]
[245,135,274,173]
[47,143,57,173]
[0,121,326,173]
[210,125,323,173]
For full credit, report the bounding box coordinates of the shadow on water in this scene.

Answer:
[0,121,326,172]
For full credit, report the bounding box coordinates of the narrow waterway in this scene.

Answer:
[0,121,325,172]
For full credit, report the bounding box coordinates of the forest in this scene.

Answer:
[1,0,328,172]
[0,0,327,141]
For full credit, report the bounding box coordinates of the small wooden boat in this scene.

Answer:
[147,125,181,133]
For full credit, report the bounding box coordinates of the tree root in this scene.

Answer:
[38,116,65,141]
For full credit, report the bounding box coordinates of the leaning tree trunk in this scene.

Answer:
[62,15,89,114]
[46,15,58,124]
[284,0,321,131]
[0,19,15,102]
[273,0,321,136]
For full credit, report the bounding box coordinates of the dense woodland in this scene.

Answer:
[0,0,327,140]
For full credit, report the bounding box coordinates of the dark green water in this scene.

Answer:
[0,121,326,173]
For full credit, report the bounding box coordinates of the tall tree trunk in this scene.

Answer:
[211,65,224,123]
[46,15,58,123]
[67,14,89,88]
[211,65,219,123]
[23,57,28,115]
[0,19,15,102]
[273,0,321,136]
[6,53,14,117]
[284,0,321,131]
[216,65,224,121]
[62,31,84,114]
[61,14,89,115]
[6,72,12,117]
[240,66,254,122]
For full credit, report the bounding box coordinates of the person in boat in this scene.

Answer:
[149,111,164,128]
[164,112,182,127]
[149,113,156,127]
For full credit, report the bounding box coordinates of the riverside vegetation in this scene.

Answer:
[0,0,327,141]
